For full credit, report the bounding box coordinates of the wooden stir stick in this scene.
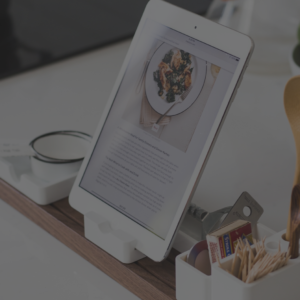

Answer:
[283,75,300,241]
[289,185,300,259]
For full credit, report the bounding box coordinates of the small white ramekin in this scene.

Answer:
[29,131,92,181]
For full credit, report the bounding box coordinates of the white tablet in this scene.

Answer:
[69,0,253,262]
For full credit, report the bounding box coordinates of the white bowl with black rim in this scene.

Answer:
[29,131,92,181]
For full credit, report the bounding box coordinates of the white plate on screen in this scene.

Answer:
[145,43,207,116]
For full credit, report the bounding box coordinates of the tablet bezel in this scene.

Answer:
[69,0,254,262]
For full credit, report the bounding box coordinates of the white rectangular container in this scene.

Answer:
[212,229,300,300]
[176,223,276,300]
[176,250,212,300]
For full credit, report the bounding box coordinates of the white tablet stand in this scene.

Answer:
[84,211,146,263]
[84,205,211,263]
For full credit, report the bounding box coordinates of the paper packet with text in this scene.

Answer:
[207,219,253,263]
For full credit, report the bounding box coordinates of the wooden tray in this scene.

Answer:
[0,179,178,300]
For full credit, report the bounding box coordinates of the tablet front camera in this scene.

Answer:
[194,26,197,29]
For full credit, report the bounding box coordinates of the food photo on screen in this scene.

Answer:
[122,40,222,153]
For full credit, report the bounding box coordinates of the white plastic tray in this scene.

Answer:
[0,157,77,205]
[176,223,277,300]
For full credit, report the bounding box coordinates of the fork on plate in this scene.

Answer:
[155,85,193,125]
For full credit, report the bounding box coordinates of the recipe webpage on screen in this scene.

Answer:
[80,19,239,239]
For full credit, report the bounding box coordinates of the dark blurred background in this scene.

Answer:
[0,0,212,80]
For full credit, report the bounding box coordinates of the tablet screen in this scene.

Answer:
[80,19,239,240]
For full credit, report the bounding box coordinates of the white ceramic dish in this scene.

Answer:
[30,157,83,181]
[29,131,92,181]
[145,43,207,116]
[30,131,91,161]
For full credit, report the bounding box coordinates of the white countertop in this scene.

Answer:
[0,1,299,297]
[0,198,140,300]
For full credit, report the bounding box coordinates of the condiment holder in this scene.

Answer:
[211,229,300,300]
[176,223,278,300]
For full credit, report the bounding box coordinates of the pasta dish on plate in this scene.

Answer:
[153,49,193,103]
